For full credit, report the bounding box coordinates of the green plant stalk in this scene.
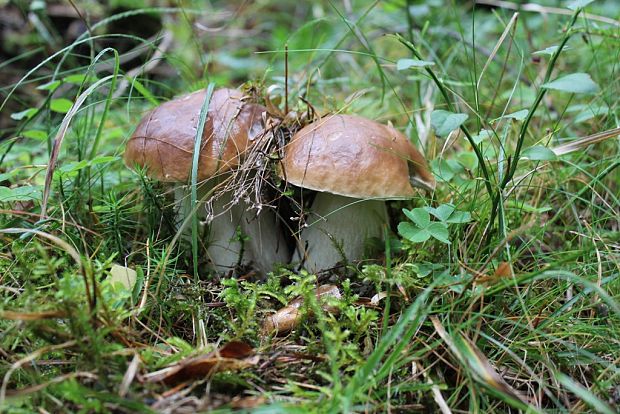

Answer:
[394,34,495,204]
[488,9,582,234]
[88,49,120,161]
[381,226,392,335]
[338,284,433,411]
[190,83,215,279]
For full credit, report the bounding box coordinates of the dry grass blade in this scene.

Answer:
[430,316,532,409]
[476,12,519,90]
[41,74,116,216]
[119,353,141,398]
[551,126,620,156]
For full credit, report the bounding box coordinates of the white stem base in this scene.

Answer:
[174,185,289,276]
[292,193,387,273]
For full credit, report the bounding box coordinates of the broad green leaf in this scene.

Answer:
[11,108,37,121]
[396,58,435,70]
[567,0,595,11]
[542,73,599,94]
[427,222,450,244]
[22,130,47,141]
[521,145,557,161]
[403,208,430,228]
[36,80,61,91]
[431,110,468,137]
[0,186,42,202]
[398,222,431,243]
[50,98,73,114]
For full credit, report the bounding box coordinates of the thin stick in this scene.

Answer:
[285,43,289,115]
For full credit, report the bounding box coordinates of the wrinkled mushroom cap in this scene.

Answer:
[280,114,435,199]
[124,88,265,182]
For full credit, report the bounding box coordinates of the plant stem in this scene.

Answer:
[395,34,495,204]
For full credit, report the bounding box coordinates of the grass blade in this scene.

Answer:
[190,83,215,278]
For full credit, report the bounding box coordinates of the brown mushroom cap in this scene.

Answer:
[280,114,435,199]
[124,88,265,182]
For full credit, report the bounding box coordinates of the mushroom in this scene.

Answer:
[124,88,289,275]
[280,114,435,273]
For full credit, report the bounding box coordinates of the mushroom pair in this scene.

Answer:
[279,114,435,273]
[124,88,289,275]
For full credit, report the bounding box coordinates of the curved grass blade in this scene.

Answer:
[190,83,215,279]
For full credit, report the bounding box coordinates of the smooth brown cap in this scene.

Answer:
[124,88,265,182]
[280,114,435,199]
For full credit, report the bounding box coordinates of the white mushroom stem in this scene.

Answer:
[174,183,289,275]
[292,193,388,273]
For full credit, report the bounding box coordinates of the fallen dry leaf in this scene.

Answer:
[230,395,266,409]
[494,261,512,278]
[262,284,342,335]
[143,341,257,385]
[0,310,67,320]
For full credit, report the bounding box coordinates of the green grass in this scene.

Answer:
[1,0,619,412]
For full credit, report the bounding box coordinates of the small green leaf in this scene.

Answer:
[542,73,599,94]
[505,200,552,213]
[446,210,471,224]
[426,203,472,224]
[396,58,435,70]
[22,130,47,141]
[50,98,73,114]
[431,159,463,182]
[431,110,468,137]
[567,0,595,11]
[58,160,89,174]
[532,45,571,56]
[521,145,558,161]
[63,74,95,85]
[567,104,609,123]
[427,222,450,244]
[11,108,37,121]
[89,156,119,166]
[457,152,478,170]
[37,80,61,91]
[426,204,455,222]
[496,109,528,122]
[472,129,493,144]
[403,208,430,228]
[398,222,430,243]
